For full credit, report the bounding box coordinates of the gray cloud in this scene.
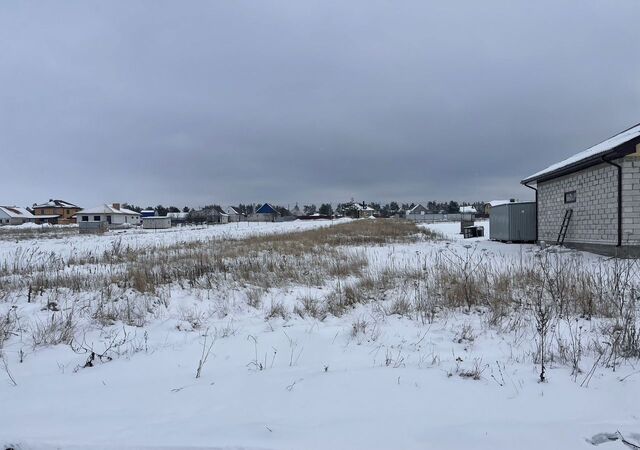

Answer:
[1,0,639,208]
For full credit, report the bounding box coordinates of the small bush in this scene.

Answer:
[31,310,76,348]
[294,295,326,320]
[245,288,264,309]
[265,299,289,320]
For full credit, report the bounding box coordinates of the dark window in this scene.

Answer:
[94,215,101,221]
[82,216,89,222]
[564,191,577,204]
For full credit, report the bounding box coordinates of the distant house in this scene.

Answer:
[405,203,430,222]
[226,206,245,222]
[0,206,37,225]
[188,206,229,224]
[409,204,429,214]
[76,203,141,233]
[250,203,280,222]
[213,206,230,224]
[521,122,640,255]
[342,202,375,219]
[32,199,81,225]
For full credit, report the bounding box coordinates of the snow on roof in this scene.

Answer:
[226,206,242,215]
[77,204,140,215]
[33,199,79,209]
[0,206,36,218]
[212,206,229,216]
[408,204,427,213]
[459,206,477,213]
[347,202,375,211]
[523,123,640,183]
[167,212,188,219]
[486,200,512,207]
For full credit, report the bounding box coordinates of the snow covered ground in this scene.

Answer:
[0,219,349,262]
[1,220,639,450]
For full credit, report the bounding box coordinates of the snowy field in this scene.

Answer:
[0,219,350,262]
[1,219,639,450]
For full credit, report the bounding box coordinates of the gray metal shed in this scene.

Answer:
[142,216,172,229]
[490,202,536,242]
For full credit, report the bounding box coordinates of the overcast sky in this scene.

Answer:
[1,1,639,208]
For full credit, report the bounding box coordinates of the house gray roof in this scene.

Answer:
[407,203,427,213]
[212,206,229,216]
[0,206,36,219]
[522,122,640,184]
[77,204,140,215]
[33,199,80,209]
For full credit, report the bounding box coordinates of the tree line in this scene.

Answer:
[122,200,485,218]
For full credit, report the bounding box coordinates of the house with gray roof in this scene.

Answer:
[0,206,37,225]
[521,122,640,255]
[226,206,245,222]
[76,203,141,233]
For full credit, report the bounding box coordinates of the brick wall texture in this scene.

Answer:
[537,155,640,246]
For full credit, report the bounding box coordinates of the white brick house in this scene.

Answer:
[521,123,640,256]
[76,203,141,233]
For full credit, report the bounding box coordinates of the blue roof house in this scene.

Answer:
[250,203,280,222]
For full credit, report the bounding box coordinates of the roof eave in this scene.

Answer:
[521,142,638,185]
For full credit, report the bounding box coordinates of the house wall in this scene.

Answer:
[538,161,618,245]
[248,213,277,222]
[0,210,35,225]
[76,213,141,226]
[34,207,80,224]
[537,155,640,249]
[409,205,429,215]
[621,156,640,245]
[110,213,141,225]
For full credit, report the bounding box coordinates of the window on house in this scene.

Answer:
[94,216,101,221]
[82,216,89,222]
[564,191,577,204]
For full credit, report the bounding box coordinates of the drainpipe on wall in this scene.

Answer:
[602,156,623,247]
[523,182,538,242]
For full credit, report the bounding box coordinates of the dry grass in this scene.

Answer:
[1,219,639,371]
[0,226,79,242]
[0,220,433,296]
